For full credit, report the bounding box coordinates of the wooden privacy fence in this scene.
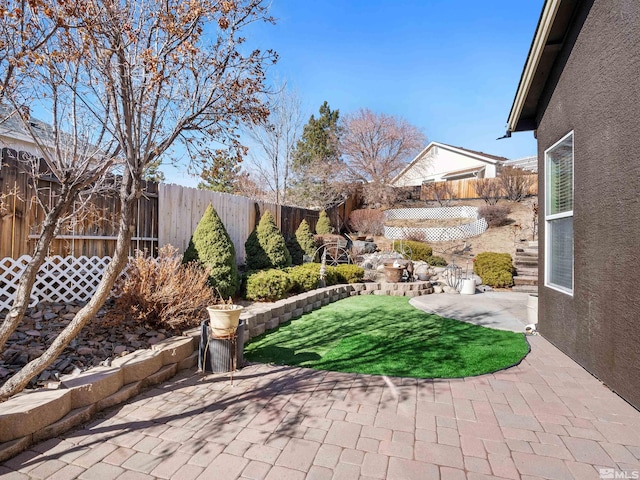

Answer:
[0,149,158,259]
[420,175,538,201]
[1,149,359,263]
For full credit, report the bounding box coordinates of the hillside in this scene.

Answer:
[377,197,538,263]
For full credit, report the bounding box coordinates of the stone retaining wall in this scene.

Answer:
[0,281,432,461]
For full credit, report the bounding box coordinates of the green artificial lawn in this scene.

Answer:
[245,295,529,378]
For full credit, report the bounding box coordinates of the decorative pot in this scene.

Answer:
[383,265,404,283]
[206,305,243,337]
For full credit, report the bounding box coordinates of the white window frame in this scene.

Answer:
[544,131,574,295]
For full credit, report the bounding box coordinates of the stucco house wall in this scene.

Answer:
[534,0,640,409]
[393,143,504,187]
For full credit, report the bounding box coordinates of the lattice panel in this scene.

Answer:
[384,206,479,221]
[384,219,488,242]
[0,255,113,311]
[383,207,488,242]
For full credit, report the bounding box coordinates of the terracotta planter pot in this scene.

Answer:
[206,305,243,337]
[383,266,404,283]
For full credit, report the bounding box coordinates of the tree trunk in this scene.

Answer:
[0,188,77,353]
[0,176,137,402]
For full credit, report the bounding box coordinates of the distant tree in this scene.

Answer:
[341,109,425,207]
[246,83,302,204]
[144,159,165,183]
[198,151,243,193]
[289,101,349,208]
[183,204,239,299]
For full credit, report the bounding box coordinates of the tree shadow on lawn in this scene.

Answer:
[245,295,529,379]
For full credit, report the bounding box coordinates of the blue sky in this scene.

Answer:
[164,0,544,187]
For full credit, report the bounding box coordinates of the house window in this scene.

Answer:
[545,131,574,294]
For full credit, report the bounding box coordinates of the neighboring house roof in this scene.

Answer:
[393,141,507,185]
[441,166,486,180]
[507,0,581,132]
[504,155,538,172]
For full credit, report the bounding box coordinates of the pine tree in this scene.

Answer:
[245,211,292,270]
[289,101,348,208]
[296,219,317,257]
[183,204,239,298]
[315,210,334,234]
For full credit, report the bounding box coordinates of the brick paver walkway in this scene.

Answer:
[1,335,639,479]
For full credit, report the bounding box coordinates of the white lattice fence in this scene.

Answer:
[0,255,112,311]
[384,206,480,221]
[383,207,488,241]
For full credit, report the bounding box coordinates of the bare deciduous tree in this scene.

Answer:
[341,108,425,207]
[0,0,276,401]
[499,166,535,202]
[245,82,302,204]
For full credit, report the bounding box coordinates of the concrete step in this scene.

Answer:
[514,275,538,286]
[528,241,539,248]
[515,257,538,267]
[515,249,538,257]
[515,268,538,277]
[512,285,539,294]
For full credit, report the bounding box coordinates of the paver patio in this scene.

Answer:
[1,304,639,479]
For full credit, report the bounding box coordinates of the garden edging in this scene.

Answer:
[0,280,433,461]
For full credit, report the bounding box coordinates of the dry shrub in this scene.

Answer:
[478,205,512,227]
[110,245,217,333]
[348,208,384,236]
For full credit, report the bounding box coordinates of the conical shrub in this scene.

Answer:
[296,219,317,257]
[286,235,304,266]
[245,211,292,270]
[316,210,334,234]
[183,204,239,298]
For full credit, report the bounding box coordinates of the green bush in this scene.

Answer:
[473,252,515,287]
[245,269,292,301]
[394,240,433,261]
[245,211,292,270]
[286,235,304,266]
[426,255,448,267]
[296,219,317,257]
[335,264,365,283]
[287,263,321,293]
[183,204,239,298]
[316,210,334,234]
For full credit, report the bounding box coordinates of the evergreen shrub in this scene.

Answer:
[286,235,304,265]
[245,211,292,270]
[183,204,239,298]
[316,210,334,234]
[335,264,365,283]
[245,269,292,301]
[296,219,317,257]
[394,240,433,261]
[473,252,515,287]
[287,263,321,293]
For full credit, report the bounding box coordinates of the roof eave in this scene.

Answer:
[507,0,563,133]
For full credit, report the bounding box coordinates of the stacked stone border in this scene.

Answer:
[0,280,432,462]
[383,206,488,242]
